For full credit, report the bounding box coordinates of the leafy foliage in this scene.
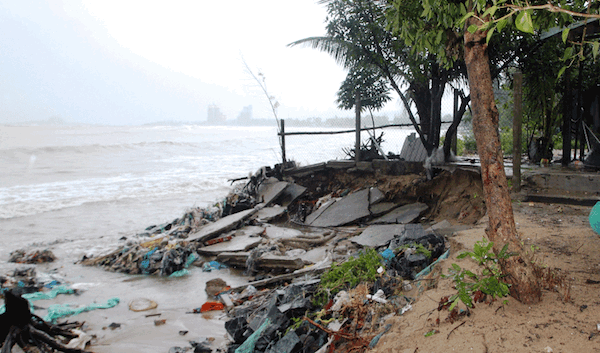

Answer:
[443,238,514,310]
[314,248,383,305]
[336,66,391,111]
[396,242,432,259]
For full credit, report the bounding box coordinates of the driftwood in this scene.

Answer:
[0,291,89,353]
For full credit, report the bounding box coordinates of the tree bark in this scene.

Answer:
[463,17,541,304]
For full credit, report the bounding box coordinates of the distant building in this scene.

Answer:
[237,105,253,122]
[207,104,226,123]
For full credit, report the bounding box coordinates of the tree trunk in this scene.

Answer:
[463,17,541,304]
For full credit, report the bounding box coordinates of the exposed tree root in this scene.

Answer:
[0,291,90,353]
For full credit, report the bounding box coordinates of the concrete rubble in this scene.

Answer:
[71,160,492,352]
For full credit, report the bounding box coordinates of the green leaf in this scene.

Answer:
[562,28,570,44]
[436,30,444,45]
[592,41,599,62]
[482,5,498,19]
[467,24,478,34]
[457,252,470,259]
[515,11,534,34]
[459,11,475,25]
[563,46,573,61]
[557,65,567,80]
[486,26,496,44]
[497,18,508,32]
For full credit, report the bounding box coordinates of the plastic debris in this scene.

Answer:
[23,285,75,301]
[590,202,600,235]
[235,318,271,353]
[331,290,350,311]
[380,248,395,262]
[414,249,450,279]
[400,303,412,315]
[198,301,225,313]
[366,289,388,304]
[168,269,189,277]
[128,298,158,312]
[9,249,56,264]
[202,261,229,272]
[369,323,392,349]
[66,329,92,350]
[43,297,120,323]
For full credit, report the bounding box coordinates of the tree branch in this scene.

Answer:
[506,3,600,19]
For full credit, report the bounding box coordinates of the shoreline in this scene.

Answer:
[2,159,597,352]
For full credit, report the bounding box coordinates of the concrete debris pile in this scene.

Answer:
[79,163,471,282]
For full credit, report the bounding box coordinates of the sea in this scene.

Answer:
[0,124,413,352]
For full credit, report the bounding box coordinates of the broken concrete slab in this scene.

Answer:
[304,199,336,225]
[426,220,471,236]
[326,160,356,169]
[216,252,305,271]
[308,188,384,227]
[231,265,330,291]
[197,227,264,255]
[349,224,407,248]
[253,205,287,222]
[298,247,328,265]
[388,224,430,250]
[399,133,427,162]
[284,162,327,177]
[257,179,289,206]
[369,187,385,205]
[370,202,397,217]
[186,208,257,243]
[277,183,307,207]
[264,224,304,240]
[370,202,428,225]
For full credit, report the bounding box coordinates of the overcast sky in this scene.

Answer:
[0,1,404,125]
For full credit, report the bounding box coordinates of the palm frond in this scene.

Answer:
[288,36,356,68]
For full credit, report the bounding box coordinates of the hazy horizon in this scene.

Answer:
[0,1,404,126]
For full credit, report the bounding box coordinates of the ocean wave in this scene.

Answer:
[0,141,204,156]
[0,174,231,219]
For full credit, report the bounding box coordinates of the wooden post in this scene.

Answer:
[562,68,571,166]
[452,90,459,155]
[280,119,286,164]
[512,72,523,192]
[355,92,361,162]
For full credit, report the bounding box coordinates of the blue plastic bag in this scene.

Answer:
[590,202,600,235]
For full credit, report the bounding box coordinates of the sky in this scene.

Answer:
[0,0,402,125]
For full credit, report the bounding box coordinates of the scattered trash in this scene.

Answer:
[107,322,121,330]
[198,301,225,313]
[9,249,56,264]
[154,319,166,326]
[44,297,120,323]
[73,164,484,352]
[179,330,188,336]
[369,323,392,348]
[66,329,92,350]
[128,298,158,312]
[366,289,388,304]
[202,261,229,272]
